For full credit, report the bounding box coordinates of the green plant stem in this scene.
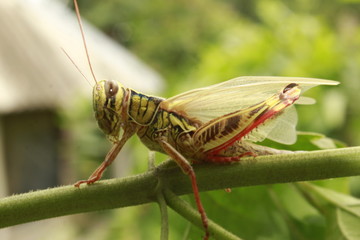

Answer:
[0,147,359,229]
[149,150,169,240]
[163,189,242,240]
[157,190,169,240]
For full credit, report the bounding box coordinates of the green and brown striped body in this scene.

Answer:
[117,82,301,162]
[93,80,300,164]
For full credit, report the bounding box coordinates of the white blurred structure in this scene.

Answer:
[0,0,163,113]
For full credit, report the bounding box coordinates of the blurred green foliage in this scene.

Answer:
[62,0,360,239]
[75,0,360,145]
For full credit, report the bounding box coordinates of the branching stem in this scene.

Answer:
[0,147,359,231]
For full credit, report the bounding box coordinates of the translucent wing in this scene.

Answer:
[162,76,338,122]
[244,107,298,144]
[161,76,338,144]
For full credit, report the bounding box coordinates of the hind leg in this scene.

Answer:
[204,141,292,163]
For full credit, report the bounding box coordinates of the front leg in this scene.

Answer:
[74,124,138,187]
[158,139,210,240]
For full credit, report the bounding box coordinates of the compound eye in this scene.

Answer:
[283,83,298,93]
[105,80,119,97]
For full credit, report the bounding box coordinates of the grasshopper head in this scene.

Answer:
[93,80,125,141]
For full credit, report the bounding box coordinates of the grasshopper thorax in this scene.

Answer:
[93,80,126,141]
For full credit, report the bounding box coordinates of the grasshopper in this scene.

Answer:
[71,1,339,239]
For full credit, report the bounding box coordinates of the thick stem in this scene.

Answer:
[0,147,359,229]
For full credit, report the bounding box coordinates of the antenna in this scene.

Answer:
[73,0,98,84]
[61,47,92,87]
